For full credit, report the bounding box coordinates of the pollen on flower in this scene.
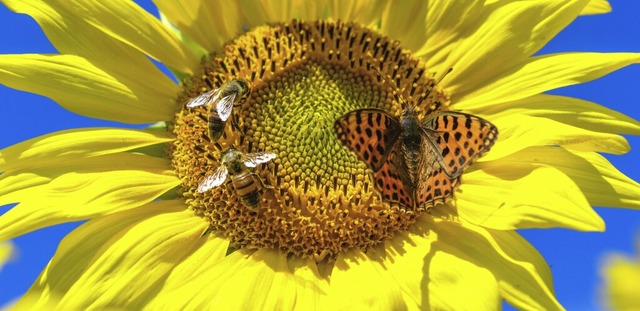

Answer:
[171,20,449,260]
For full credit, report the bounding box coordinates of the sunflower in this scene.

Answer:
[0,242,12,272]
[602,237,640,311]
[1,0,640,309]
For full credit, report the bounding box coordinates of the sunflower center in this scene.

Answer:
[172,20,447,261]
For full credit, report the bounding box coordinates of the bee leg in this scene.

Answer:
[229,109,243,133]
[250,172,274,190]
[250,173,276,204]
[223,178,234,187]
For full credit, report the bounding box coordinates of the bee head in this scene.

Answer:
[232,78,251,97]
[220,148,243,165]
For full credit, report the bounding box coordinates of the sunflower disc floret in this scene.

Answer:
[173,20,450,260]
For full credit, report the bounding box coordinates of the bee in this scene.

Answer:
[197,148,276,209]
[186,79,251,141]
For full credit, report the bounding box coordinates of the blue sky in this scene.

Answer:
[1,1,639,310]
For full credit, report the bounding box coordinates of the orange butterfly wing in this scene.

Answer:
[371,143,415,208]
[334,109,402,172]
[414,134,461,209]
[335,108,498,210]
[335,109,415,208]
[422,112,498,179]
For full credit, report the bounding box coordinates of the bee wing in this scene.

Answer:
[197,166,229,193]
[216,93,237,121]
[243,152,277,167]
[186,88,220,108]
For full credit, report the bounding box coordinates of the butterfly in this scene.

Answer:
[334,105,498,209]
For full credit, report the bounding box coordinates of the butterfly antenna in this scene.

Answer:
[415,67,453,107]
[367,57,410,111]
[436,67,453,86]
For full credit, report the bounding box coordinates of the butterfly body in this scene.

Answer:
[399,107,425,186]
[335,107,497,209]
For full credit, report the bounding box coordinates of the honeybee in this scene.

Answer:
[197,149,276,209]
[186,79,251,141]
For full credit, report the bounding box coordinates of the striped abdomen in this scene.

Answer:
[208,109,226,141]
[231,172,260,209]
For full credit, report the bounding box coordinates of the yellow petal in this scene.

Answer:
[235,0,269,29]
[422,218,562,311]
[581,0,611,15]
[381,229,500,310]
[299,0,326,20]
[485,113,629,160]
[493,146,640,210]
[13,0,199,73]
[327,0,387,29]
[147,249,329,310]
[287,256,331,309]
[453,53,640,109]
[602,252,640,310]
[380,0,429,54]
[147,251,254,309]
[413,0,484,71]
[253,0,295,21]
[574,151,640,209]
[146,233,230,293]
[458,156,604,231]
[0,54,176,123]
[480,94,640,136]
[0,242,14,272]
[0,151,174,203]
[330,249,407,310]
[157,12,209,67]
[1,0,183,83]
[15,201,199,309]
[0,153,179,241]
[237,0,318,28]
[153,1,244,53]
[0,128,172,172]
[433,0,589,80]
[226,250,319,310]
